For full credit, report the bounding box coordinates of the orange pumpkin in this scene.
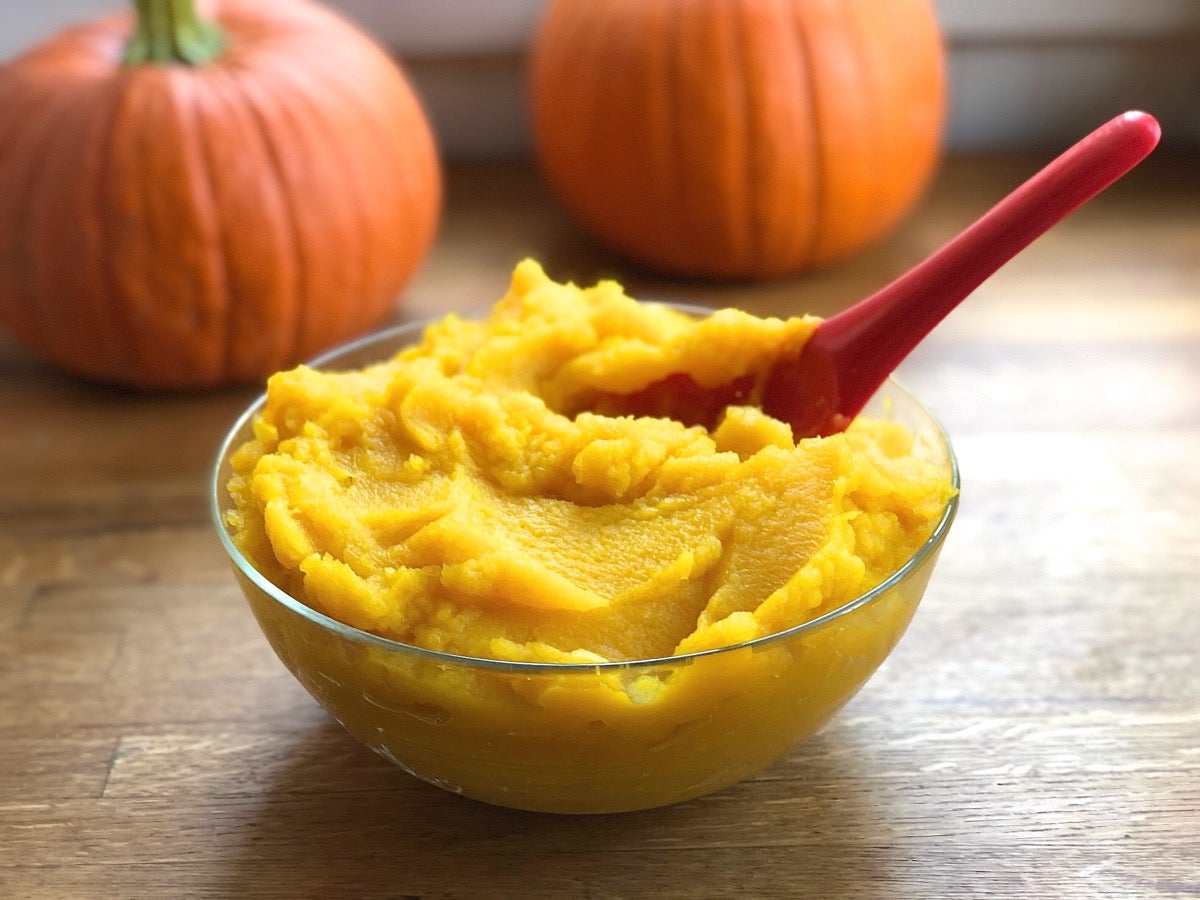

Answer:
[529,0,946,279]
[0,0,441,389]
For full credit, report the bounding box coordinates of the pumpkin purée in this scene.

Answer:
[226,260,953,665]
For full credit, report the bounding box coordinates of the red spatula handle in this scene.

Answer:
[815,110,1162,422]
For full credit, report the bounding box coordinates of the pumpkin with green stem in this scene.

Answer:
[0,0,441,389]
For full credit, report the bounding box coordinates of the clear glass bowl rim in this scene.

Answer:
[210,313,960,675]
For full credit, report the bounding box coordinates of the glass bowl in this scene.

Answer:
[210,318,959,814]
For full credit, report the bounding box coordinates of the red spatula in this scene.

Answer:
[760,110,1162,439]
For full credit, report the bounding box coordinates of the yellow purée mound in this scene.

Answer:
[225,260,954,664]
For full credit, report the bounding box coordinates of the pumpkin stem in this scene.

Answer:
[123,0,226,66]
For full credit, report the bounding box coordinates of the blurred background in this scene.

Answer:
[4,0,1199,158]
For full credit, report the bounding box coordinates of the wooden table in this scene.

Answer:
[2,150,1198,898]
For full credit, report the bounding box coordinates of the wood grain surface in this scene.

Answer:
[1,151,1197,899]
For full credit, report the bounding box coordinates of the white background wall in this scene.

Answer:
[3,1,1198,157]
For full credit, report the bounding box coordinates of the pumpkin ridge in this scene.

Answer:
[83,72,136,382]
[274,57,372,355]
[653,0,682,268]
[666,0,700,271]
[177,68,239,385]
[684,0,753,273]
[180,69,238,382]
[722,0,753,273]
[754,0,818,276]
[262,56,375,349]
[732,0,761,273]
[0,79,69,354]
[288,44,439,324]
[616,0,675,268]
[193,62,296,380]
[99,69,204,385]
[788,0,825,273]
[541,0,628,263]
[591,0,657,268]
[328,64,425,330]
[808,0,876,268]
[228,69,312,370]
[83,80,136,377]
[95,72,143,382]
[137,69,226,384]
[649,0,682,271]
[34,77,132,379]
[35,82,139,373]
